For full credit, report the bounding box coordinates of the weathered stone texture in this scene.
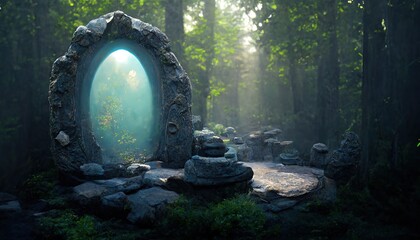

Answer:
[49,11,192,175]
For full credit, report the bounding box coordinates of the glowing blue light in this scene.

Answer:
[89,49,157,163]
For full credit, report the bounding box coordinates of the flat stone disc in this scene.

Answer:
[244,162,321,198]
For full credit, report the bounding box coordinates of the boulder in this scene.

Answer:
[165,176,251,201]
[192,115,203,131]
[236,144,251,162]
[127,187,179,225]
[246,131,264,146]
[102,164,126,178]
[225,126,236,135]
[232,136,244,145]
[276,152,300,165]
[325,152,357,182]
[80,163,105,177]
[0,201,21,213]
[93,176,144,194]
[241,129,284,161]
[263,128,282,140]
[55,131,70,146]
[224,126,236,138]
[0,192,21,213]
[126,163,151,176]
[101,192,128,215]
[245,132,264,161]
[73,182,107,205]
[144,161,163,170]
[224,147,237,161]
[279,140,293,148]
[0,192,17,202]
[194,128,215,141]
[263,138,280,160]
[325,132,361,183]
[340,132,361,158]
[73,176,144,205]
[193,128,216,155]
[245,162,321,199]
[184,155,253,186]
[309,143,329,168]
[143,168,184,187]
[198,136,227,157]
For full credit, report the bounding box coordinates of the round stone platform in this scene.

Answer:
[244,162,323,198]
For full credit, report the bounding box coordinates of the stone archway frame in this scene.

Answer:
[49,11,192,175]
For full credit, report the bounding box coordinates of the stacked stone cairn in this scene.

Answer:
[185,129,254,194]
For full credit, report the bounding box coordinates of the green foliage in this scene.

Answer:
[20,169,69,208]
[161,196,210,238]
[51,0,165,41]
[161,195,266,239]
[207,122,225,135]
[210,196,265,238]
[238,0,363,135]
[186,0,246,124]
[269,184,416,239]
[335,185,379,218]
[37,210,147,240]
[20,170,57,200]
[38,210,97,240]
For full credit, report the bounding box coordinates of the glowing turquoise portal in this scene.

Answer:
[90,49,156,163]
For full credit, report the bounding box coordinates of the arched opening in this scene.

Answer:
[89,48,158,163]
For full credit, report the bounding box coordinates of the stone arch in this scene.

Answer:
[49,11,192,175]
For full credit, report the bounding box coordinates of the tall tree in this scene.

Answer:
[360,0,386,183]
[196,0,215,125]
[165,0,185,63]
[316,0,340,146]
[360,0,420,187]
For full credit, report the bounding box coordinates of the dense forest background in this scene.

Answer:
[0,0,419,223]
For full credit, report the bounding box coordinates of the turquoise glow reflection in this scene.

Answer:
[89,49,156,163]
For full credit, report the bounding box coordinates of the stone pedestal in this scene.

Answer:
[309,143,329,168]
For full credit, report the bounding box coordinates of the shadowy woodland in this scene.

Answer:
[0,0,419,239]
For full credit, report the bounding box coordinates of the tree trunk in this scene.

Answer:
[359,0,386,184]
[316,0,340,146]
[197,0,216,125]
[359,0,420,185]
[287,40,303,115]
[165,0,184,64]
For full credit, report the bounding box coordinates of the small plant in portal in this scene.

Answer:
[417,139,420,147]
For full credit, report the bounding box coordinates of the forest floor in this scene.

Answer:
[1,184,419,240]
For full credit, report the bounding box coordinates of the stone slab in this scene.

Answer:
[244,162,321,198]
